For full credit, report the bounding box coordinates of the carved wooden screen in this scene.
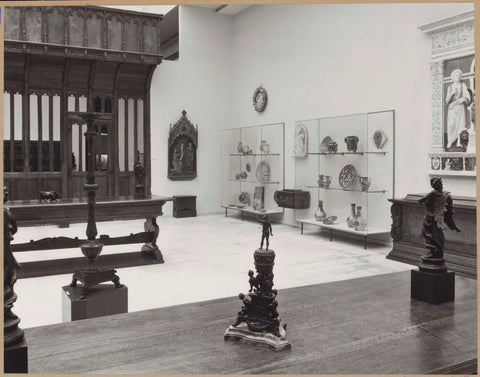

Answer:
[3,6,163,200]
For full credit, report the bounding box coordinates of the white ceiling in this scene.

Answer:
[108,4,251,17]
[193,4,252,16]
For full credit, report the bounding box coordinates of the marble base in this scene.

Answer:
[224,321,291,351]
[411,269,455,304]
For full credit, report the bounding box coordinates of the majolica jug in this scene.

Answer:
[344,136,359,153]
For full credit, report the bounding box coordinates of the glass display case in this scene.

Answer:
[294,110,394,248]
[221,123,285,219]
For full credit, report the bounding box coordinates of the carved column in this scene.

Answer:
[430,60,444,152]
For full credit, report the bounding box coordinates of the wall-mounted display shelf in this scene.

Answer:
[221,123,285,219]
[294,110,395,248]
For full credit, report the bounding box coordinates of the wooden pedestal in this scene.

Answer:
[4,339,28,373]
[62,284,128,322]
[173,195,197,218]
[411,269,455,304]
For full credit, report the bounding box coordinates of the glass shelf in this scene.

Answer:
[229,179,280,184]
[229,153,281,157]
[221,123,285,217]
[307,151,387,156]
[306,185,387,193]
[294,110,394,248]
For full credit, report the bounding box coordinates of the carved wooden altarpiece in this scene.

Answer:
[168,110,198,181]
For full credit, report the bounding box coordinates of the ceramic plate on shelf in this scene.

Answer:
[319,136,333,153]
[339,164,357,189]
[239,192,250,205]
[255,161,271,182]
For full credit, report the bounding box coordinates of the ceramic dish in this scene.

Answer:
[255,161,271,182]
[239,192,250,205]
[323,216,338,225]
[339,164,357,189]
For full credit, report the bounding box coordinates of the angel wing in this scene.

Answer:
[444,193,461,232]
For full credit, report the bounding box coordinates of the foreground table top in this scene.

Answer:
[24,271,477,374]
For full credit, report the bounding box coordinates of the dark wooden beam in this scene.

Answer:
[144,64,156,195]
[22,55,31,172]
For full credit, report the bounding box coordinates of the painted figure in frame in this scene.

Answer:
[294,124,307,158]
[445,69,471,149]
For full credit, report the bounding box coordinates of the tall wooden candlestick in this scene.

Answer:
[69,112,122,299]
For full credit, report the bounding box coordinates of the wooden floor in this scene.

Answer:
[24,271,477,374]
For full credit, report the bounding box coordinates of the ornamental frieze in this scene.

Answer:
[431,23,474,51]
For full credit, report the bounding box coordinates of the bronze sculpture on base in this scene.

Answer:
[418,177,460,272]
[224,220,290,351]
[4,187,28,373]
[68,112,122,300]
[134,150,146,199]
[258,214,273,249]
[411,177,460,304]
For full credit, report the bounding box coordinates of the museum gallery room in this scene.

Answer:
[2,1,478,375]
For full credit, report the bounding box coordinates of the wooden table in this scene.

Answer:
[24,271,477,374]
[8,195,172,228]
[8,195,173,278]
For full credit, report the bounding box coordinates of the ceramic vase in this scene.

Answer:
[359,177,371,192]
[317,175,324,188]
[354,206,367,231]
[260,140,271,154]
[323,176,332,188]
[346,203,356,228]
[314,200,327,221]
[327,142,338,153]
[344,136,359,153]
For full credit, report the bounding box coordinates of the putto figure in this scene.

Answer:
[258,214,273,250]
[418,178,460,264]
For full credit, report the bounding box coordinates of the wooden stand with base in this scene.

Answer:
[62,284,128,321]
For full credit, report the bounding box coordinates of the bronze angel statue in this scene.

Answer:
[418,178,460,260]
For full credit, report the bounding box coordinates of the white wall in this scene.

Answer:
[150,6,233,215]
[228,3,475,224]
[150,3,475,217]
